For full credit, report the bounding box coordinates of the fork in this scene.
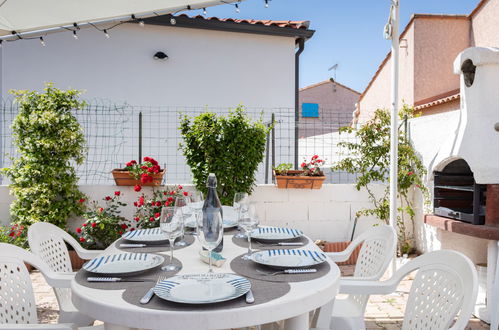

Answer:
[256,268,317,276]
[140,275,168,304]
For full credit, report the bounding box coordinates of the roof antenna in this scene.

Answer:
[328,63,338,92]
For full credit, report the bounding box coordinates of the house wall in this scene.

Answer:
[413,17,469,103]
[298,81,360,137]
[0,184,385,242]
[0,23,296,109]
[471,0,499,47]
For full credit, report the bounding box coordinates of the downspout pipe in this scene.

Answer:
[294,37,305,169]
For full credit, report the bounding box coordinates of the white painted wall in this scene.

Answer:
[0,184,385,242]
[1,24,296,108]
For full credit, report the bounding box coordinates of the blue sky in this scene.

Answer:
[199,0,480,92]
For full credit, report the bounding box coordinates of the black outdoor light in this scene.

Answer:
[153,51,168,60]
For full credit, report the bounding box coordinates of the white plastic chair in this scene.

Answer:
[0,243,102,330]
[313,225,397,329]
[315,250,478,330]
[28,222,103,326]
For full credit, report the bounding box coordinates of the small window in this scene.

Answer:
[302,103,319,118]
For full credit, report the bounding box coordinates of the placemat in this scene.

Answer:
[121,277,290,311]
[232,235,309,250]
[230,254,330,283]
[75,256,181,290]
[115,234,195,253]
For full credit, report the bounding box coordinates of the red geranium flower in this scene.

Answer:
[130,228,135,231]
[134,217,140,222]
[149,217,155,222]
[170,191,175,195]
[98,207,104,213]
[79,237,86,242]
[118,231,123,235]
[105,196,111,201]
[154,212,160,218]
[408,171,414,176]
[76,227,82,234]
[78,198,86,203]
[9,232,15,237]
[183,191,188,196]
[91,222,96,228]
[312,155,319,160]
[114,191,121,196]
[165,201,170,206]
[134,185,142,192]
[138,196,145,207]
[178,185,183,190]
[167,197,174,202]
[121,224,128,229]
[155,201,162,207]
[82,223,87,227]
[300,162,306,168]
[143,157,151,162]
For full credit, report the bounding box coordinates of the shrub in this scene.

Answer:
[1,84,87,228]
[0,224,28,249]
[180,106,270,204]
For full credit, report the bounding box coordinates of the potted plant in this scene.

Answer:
[133,185,188,229]
[273,155,326,189]
[112,157,165,189]
[75,192,132,252]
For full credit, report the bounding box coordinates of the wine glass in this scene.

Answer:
[188,191,204,224]
[239,202,259,260]
[196,206,224,273]
[233,192,249,239]
[159,206,183,272]
[174,196,189,246]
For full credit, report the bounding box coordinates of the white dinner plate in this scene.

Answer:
[250,249,327,269]
[83,253,164,275]
[184,206,238,229]
[250,227,303,242]
[154,273,251,304]
[121,227,168,243]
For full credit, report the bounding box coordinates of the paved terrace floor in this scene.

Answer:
[31,265,490,329]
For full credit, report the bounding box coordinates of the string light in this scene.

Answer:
[0,40,3,47]
[139,19,145,27]
[235,3,240,13]
[264,0,269,8]
[39,36,46,46]
[103,29,110,39]
[203,8,207,15]
[73,30,78,39]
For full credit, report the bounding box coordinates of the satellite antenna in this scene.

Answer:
[328,63,338,92]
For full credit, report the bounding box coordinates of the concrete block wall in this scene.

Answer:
[0,183,386,242]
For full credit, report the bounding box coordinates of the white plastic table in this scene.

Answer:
[71,234,340,330]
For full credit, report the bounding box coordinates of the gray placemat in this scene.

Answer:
[121,277,290,311]
[115,234,195,253]
[232,235,309,250]
[75,256,181,290]
[230,254,330,283]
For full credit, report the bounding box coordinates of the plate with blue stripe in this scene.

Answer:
[250,249,327,269]
[154,273,251,304]
[83,253,164,275]
[250,227,304,242]
[121,227,168,243]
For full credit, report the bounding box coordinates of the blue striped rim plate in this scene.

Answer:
[250,249,327,269]
[154,273,251,304]
[121,227,169,243]
[83,253,164,275]
[184,206,238,229]
[250,227,304,242]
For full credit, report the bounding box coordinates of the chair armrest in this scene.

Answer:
[0,324,75,330]
[326,250,353,263]
[338,279,399,295]
[72,246,103,260]
[340,275,380,282]
[42,271,76,289]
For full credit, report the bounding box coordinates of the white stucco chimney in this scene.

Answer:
[433,47,499,183]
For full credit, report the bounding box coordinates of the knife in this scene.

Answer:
[140,288,155,304]
[87,277,150,282]
[245,289,255,304]
[274,242,303,246]
[119,243,147,248]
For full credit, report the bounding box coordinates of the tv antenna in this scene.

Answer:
[328,63,338,92]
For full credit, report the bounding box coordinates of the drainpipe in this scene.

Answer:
[294,38,305,169]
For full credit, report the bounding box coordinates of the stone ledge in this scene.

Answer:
[424,214,499,240]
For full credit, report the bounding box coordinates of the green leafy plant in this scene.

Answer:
[180,105,270,204]
[273,163,293,175]
[133,185,188,229]
[76,191,129,249]
[333,106,429,254]
[1,84,87,228]
[0,224,28,249]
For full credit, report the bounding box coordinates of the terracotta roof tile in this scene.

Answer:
[176,14,310,30]
[414,92,460,110]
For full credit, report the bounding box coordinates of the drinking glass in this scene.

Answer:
[159,206,183,272]
[188,191,204,224]
[239,202,259,260]
[174,196,189,246]
[233,192,249,239]
[196,207,224,273]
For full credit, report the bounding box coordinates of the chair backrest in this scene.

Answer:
[28,222,74,273]
[394,250,477,330]
[0,243,48,324]
[349,225,397,310]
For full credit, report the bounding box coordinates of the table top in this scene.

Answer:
[71,232,340,330]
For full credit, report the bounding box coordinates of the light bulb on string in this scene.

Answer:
[203,8,207,15]
[39,37,46,46]
[235,4,240,13]
[264,0,269,8]
[104,29,110,39]
[139,19,145,27]
[0,40,3,48]
[73,30,78,40]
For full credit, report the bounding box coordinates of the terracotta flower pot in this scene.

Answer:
[112,169,165,186]
[68,250,87,270]
[274,170,326,189]
[322,241,363,266]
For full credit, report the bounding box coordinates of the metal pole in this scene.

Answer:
[271,113,276,183]
[388,0,400,271]
[138,111,143,162]
[265,126,270,184]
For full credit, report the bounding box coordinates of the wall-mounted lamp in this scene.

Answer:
[153,51,168,60]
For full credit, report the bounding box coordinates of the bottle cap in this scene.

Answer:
[207,173,217,187]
